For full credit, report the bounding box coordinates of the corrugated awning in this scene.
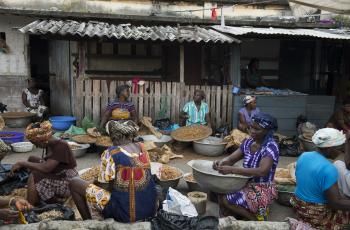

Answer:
[288,0,350,14]
[212,25,350,40]
[19,19,240,44]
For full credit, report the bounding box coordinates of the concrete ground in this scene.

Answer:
[1,127,296,222]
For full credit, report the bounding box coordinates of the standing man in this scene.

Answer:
[180,89,211,127]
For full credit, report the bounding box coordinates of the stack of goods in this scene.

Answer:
[147,143,183,164]
[139,117,162,138]
[95,136,113,147]
[71,135,96,144]
[171,125,212,142]
[80,165,100,181]
[299,122,317,141]
[159,165,182,180]
[224,129,250,149]
[87,128,101,138]
[275,162,296,185]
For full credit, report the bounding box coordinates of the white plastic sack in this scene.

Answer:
[163,187,198,217]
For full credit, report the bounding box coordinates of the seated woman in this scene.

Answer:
[291,128,350,230]
[238,95,260,133]
[0,197,32,224]
[11,121,78,205]
[213,113,279,221]
[69,120,157,223]
[180,89,211,127]
[100,85,136,130]
[327,97,350,132]
[22,78,48,119]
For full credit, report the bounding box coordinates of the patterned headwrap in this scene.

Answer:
[312,128,346,148]
[106,120,139,143]
[25,121,52,144]
[252,113,278,146]
[243,95,256,106]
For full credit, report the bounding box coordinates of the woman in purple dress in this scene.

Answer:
[213,113,279,221]
[238,95,260,133]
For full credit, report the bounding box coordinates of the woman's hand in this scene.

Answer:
[14,198,32,212]
[213,160,231,170]
[217,166,236,175]
[0,209,18,221]
[11,162,23,173]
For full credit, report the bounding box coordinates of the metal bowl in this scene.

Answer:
[277,190,293,207]
[136,135,173,148]
[2,112,35,128]
[67,141,90,158]
[183,173,206,192]
[188,160,251,194]
[155,165,183,191]
[193,136,226,157]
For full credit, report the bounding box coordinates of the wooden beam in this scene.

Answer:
[180,44,185,83]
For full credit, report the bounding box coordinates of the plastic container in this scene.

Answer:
[0,131,25,144]
[49,116,76,131]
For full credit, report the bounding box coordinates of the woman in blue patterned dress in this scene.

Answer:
[69,120,157,222]
[213,113,279,221]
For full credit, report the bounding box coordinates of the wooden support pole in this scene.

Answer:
[180,44,185,83]
[230,43,241,87]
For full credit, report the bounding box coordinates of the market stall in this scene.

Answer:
[232,88,335,136]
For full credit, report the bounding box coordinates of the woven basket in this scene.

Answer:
[170,125,212,142]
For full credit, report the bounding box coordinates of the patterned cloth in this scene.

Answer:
[183,101,209,126]
[312,128,346,148]
[86,184,111,212]
[224,138,279,219]
[106,120,139,143]
[241,138,279,183]
[25,121,52,144]
[107,100,135,120]
[290,195,350,230]
[35,168,78,201]
[239,107,260,127]
[87,143,157,223]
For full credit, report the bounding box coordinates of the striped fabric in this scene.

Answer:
[240,138,279,183]
[183,101,209,126]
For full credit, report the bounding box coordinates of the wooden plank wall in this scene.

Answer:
[75,79,233,129]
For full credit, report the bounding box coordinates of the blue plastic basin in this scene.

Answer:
[0,132,25,144]
[49,116,76,131]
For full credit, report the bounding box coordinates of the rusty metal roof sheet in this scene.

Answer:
[19,19,240,44]
[212,25,350,40]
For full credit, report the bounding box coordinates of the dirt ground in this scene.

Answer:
[1,128,297,222]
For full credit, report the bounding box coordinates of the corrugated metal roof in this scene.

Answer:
[19,20,240,44]
[212,25,350,40]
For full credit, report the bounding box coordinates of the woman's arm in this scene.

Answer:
[205,113,211,127]
[13,159,59,174]
[238,113,248,132]
[130,110,137,122]
[325,183,350,211]
[100,109,111,130]
[217,157,274,177]
[22,91,32,108]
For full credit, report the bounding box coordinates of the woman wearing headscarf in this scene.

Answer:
[100,85,136,130]
[213,113,279,221]
[11,121,78,205]
[238,96,260,133]
[291,128,350,230]
[69,120,157,223]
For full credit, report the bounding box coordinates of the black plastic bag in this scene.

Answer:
[216,124,230,137]
[154,119,172,130]
[25,204,75,223]
[0,164,29,195]
[151,210,218,230]
[279,137,300,157]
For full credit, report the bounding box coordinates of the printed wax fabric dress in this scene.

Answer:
[86,143,157,223]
